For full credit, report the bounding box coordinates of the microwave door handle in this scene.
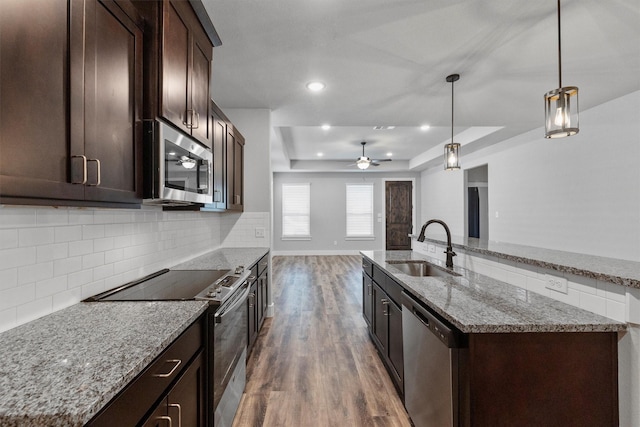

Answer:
[207,160,212,193]
[216,283,250,322]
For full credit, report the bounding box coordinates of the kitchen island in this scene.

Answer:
[362,250,625,426]
[0,247,268,427]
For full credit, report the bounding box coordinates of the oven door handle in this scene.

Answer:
[215,282,250,322]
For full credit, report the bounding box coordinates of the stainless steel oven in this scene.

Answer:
[210,280,249,427]
[143,119,213,205]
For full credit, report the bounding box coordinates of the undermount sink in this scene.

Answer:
[387,260,460,278]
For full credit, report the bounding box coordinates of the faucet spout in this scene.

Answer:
[416,219,456,268]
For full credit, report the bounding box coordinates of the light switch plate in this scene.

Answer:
[545,274,568,294]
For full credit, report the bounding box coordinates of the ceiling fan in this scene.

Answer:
[350,141,392,170]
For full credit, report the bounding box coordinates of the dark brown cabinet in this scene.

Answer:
[362,259,403,395]
[202,100,245,212]
[88,315,205,427]
[142,350,206,427]
[0,0,143,206]
[133,0,212,148]
[248,253,269,355]
[227,126,245,211]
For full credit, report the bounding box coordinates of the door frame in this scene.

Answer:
[381,178,416,251]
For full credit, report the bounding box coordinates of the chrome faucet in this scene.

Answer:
[417,219,456,268]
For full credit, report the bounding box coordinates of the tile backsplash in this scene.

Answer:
[0,206,270,332]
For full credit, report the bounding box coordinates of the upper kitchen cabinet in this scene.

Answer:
[227,125,244,211]
[133,0,220,149]
[0,0,143,206]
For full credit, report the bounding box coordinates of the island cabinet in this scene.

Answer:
[0,0,143,207]
[362,261,404,395]
[87,314,206,427]
[132,0,213,148]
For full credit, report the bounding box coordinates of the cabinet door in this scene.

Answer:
[362,274,373,328]
[229,129,244,210]
[248,280,258,351]
[167,351,206,427]
[161,0,190,133]
[210,109,227,209]
[141,398,169,427]
[387,300,404,387]
[0,0,84,202]
[372,281,388,354]
[84,0,143,204]
[225,127,236,208]
[189,29,212,146]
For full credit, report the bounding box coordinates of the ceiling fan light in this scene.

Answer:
[356,157,370,170]
[544,87,579,138]
[444,143,460,170]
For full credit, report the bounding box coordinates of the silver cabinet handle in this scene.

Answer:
[71,155,87,185]
[87,158,101,186]
[381,298,390,316]
[155,416,172,427]
[153,359,181,378]
[168,403,182,427]
[192,111,199,129]
[248,292,255,308]
[183,110,199,129]
[367,283,372,296]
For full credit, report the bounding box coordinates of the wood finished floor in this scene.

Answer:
[232,255,411,427]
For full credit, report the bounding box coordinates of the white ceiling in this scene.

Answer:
[202,0,640,172]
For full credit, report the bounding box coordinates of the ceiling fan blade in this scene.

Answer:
[371,159,392,162]
[371,162,381,166]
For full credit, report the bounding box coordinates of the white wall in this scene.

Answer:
[421,91,640,262]
[223,108,272,213]
[273,172,420,254]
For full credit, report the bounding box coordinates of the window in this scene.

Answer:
[346,183,374,239]
[282,183,311,239]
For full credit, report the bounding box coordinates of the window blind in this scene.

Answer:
[282,183,311,238]
[346,183,374,237]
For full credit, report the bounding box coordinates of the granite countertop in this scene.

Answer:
[0,301,209,427]
[172,247,269,271]
[415,235,640,289]
[362,250,626,334]
[0,247,270,426]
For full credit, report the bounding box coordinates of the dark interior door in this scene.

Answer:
[468,187,480,238]
[385,181,413,250]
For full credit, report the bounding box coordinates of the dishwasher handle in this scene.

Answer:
[401,291,466,348]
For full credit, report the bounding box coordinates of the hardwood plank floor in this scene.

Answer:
[233,255,411,427]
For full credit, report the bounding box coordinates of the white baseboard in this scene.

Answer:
[271,250,362,256]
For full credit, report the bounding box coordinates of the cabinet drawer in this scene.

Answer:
[257,253,269,275]
[362,257,373,278]
[384,276,404,307]
[87,315,204,427]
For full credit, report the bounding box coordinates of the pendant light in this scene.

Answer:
[444,74,460,170]
[544,0,579,138]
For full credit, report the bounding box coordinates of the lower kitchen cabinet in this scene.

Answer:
[87,314,205,427]
[142,350,206,427]
[248,253,269,355]
[363,261,403,395]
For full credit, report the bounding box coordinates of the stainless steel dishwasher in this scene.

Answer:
[401,291,468,427]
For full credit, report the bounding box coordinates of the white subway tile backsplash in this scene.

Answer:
[0,247,36,270]
[0,229,18,249]
[67,270,93,289]
[19,227,54,247]
[35,276,68,299]
[0,284,36,311]
[18,262,53,285]
[68,210,94,225]
[0,308,17,333]
[37,243,69,263]
[567,274,598,295]
[606,300,626,323]
[16,297,52,325]
[598,280,627,303]
[54,226,82,243]
[54,256,82,276]
[81,280,105,299]
[93,264,114,281]
[579,292,607,317]
[82,253,105,269]
[82,224,105,240]
[52,287,83,312]
[104,248,124,264]
[0,207,37,228]
[69,240,94,257]
[0,268,18,291]
[36,209,69,226]
[93,237,115,252]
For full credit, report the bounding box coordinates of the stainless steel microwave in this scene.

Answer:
[143,119,213,205]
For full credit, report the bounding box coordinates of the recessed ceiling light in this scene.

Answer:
[321,124,331,130]
[420,124,431,131]
[386,152,393,157]
[373,126,396,130]
[317,152,324,157]
[306,81,325,92]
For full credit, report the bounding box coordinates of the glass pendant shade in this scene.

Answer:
[356,157,370,170]
[544,86,579,138]
[444,143,460,170]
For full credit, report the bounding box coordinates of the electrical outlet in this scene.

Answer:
[428,244,436,253]
[333,240,338,246]
[545,274,568,294]
[255,227,265,238]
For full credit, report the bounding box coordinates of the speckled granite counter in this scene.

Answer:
[172,247,269,270]
[416,235,640,289]
[0,247,270,426]
[361,250,626,334]
[0,301,208,427]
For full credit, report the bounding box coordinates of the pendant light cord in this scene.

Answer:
[557,0,562,88]
[451,77,454,144]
